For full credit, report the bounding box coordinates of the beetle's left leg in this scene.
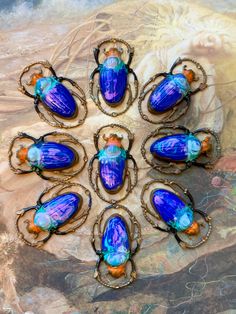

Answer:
[127,154,138,191]
[127,67,138,101]
[94,255,103,280]
[163,95,191,123]
[34,168,50,181]
[89,67,100,103]
[88,154,99,193]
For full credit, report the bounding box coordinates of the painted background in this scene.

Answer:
[0,0,236,313]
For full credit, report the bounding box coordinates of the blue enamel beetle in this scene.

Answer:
[138,57,208,124]
[141,125,221,174]
[8,131,87,181]
[18,61,87,128]
[16,182,92,247]
[91,204,141,289]
[88,124,138,204]
[89,38,138,117]
[141,179,212,249]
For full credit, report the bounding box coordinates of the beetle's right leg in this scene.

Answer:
[16,206,37,216]
[93,48,100,66]
[88,154,99,193]
[89,67,100,103]
[34,96,40,114]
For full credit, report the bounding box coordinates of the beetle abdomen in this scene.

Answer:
[35,77,77,118]
[150,134,201,162]
[148,74,190,113]
[34,192,81,231]
[27,141,77,170]
[102,215,130,267]
[100,57,128,105]
[151,189,193,231]
[98,145,126,192]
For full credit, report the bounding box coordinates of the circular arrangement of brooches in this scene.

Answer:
[18,61,87,128]
[16,182,92,247]
[89,38,138,117]
[8,131,87,181]
[141,179,212,249]
[138,57,208,124]
[141,124,221,174]
[91,204,141,289]
[9,39,223,290]
[88,123,138,204]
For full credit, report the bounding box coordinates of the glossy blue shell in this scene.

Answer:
[27,141,77,170]
[35,77,77,118]
[148,73,190,113]
[102,215,130,267]
[150,134,201,162]
[151,189,194,231]
[34,192,81,231]
[99,56,128,105]
[98,144,127,192]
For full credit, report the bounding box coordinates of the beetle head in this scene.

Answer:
[104,47,123,58]
[184,221,200,235]
[27,68,44,86]
[103,133,123,147]
[16,145,28,164]
[201,136,212,154]
[25,219,42,234]
[107,263,126,278]
[182,65,198,83]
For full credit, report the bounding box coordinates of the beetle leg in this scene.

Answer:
[93,48,100,66]
[16,206,37,216]
[89,67,100,104]
[127,47,134,67]
[88,154,99,193]
[127,154,138,191]
[162,95,191,123]
[127,67,139,101]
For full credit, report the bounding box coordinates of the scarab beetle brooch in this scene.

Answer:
[91,204,141,289]
[88,124,138,204]
[89,38,138,117]
[138,57,207,124]
[8,131,87,181]
[141,180,212,248]
[141,125,221,174]
[16,182,92,247]
[18,61,87,128]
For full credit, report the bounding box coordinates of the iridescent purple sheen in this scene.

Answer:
[98,145,126,192]
[99,56,128,105]
[151,189,194,231]
[34,192,81,231]
[150,134,201,162]
[148,73,190,113]
[102,215,130,267]
[35,77,77,118]
[27,141,77,170]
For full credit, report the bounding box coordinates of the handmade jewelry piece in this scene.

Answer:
[89,38,138,117]
[16,182,92,247]
[141,179,212,248]
[91,204,141,289]
[88,124,138,204]
[138,57,207,124]
[8,131,87,181]
[141,125,221,174]
[18,61,87,128]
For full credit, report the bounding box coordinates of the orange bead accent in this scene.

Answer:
[105,48,121,58]
[184,221,200,235]
[27,222,42,234]
[28,73,44,86]
[105,134,123,147]
[182,69,195,83]
[16,147,28,164]
[107,263,126,278]
[201,136,212,154]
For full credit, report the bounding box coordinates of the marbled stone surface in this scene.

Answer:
[0,0,236,313]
